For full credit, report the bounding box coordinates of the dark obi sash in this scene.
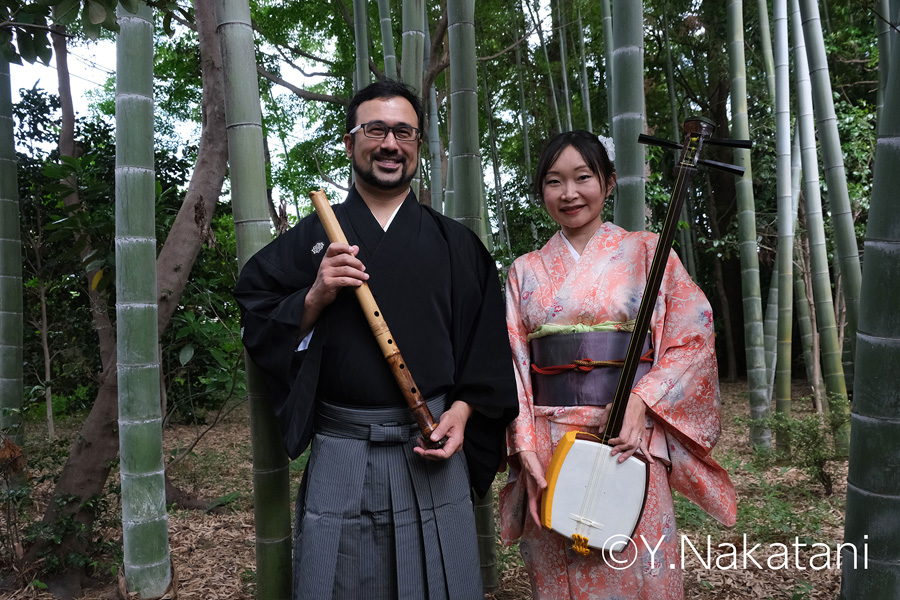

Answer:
[530,331,653,407]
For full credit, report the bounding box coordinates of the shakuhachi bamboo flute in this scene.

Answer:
[308,189,444,448]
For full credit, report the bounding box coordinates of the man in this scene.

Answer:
[234,79,518,600]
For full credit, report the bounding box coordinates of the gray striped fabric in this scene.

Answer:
[292,398,484,600]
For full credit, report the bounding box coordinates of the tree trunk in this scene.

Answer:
[0,56,23,444]
[115,3,172,595]
[32,0,230,593]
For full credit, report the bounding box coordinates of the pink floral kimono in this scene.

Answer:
[500,223,737,600]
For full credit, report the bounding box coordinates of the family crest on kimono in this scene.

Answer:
[235,79,518,600]
[500,130,737,600]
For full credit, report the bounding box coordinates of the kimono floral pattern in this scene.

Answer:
[500,223,737,600]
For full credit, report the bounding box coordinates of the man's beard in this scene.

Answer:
[352,149,417,191]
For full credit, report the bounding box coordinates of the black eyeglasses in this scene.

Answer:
[349,121,421,142]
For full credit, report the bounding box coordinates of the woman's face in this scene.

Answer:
[542,145,613,240]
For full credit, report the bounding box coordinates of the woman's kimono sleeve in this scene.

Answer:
[504,259,537,457]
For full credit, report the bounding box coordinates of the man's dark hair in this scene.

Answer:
[533,130,616,200]
[346,79,425,134]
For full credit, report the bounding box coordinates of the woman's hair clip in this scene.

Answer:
[597,134,615,162]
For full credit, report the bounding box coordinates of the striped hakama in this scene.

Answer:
[293,397,483,600]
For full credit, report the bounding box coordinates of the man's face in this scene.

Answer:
[344,97,422,193]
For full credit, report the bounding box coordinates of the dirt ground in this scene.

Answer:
[4,380,847,599]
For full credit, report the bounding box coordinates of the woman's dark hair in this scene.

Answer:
[346,79,425,133]
[533,130,615,199]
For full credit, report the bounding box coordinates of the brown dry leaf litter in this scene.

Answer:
[5,381,848,599]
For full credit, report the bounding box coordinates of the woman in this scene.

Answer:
[500,130,736,599]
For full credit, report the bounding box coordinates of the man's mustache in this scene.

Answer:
[371,152,405,163]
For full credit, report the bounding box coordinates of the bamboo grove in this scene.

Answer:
[0,0,894,597]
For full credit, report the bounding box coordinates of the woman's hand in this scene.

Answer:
[518,450,547,527]
[608,392,654,464]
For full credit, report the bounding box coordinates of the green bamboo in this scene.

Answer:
[444,139,455,216]
[353,0,371,91]
[792,0,849,452]
[727,0,769,449]
[798,0,862,368]
[483,69,511,252]
[842,11,900,594]
[576,9,592,133]
[611,0,646,231]
[474,489,499,591]
[401,0,425,95]
[527,0,563,133]
[214,1,292,597]
[773,0,793,448]
[0,57,23,444]
[600,0,614,129]
[556,0,573,131]
[115,4,171,596]
[377,0,398,79]
[662,2,696,279]
[447,0,489,244]
[763,266,778,403]
[791,126,824,409]
[758,0,777,99]
[514,29,532,188]
[424,24,442,213]
[876,0,889,131]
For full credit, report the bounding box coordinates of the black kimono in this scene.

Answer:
[235,187,517,599]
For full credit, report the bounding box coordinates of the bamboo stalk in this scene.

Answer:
[214,0,292,596]
[0,56,23,444]
[115,3,171,595]
[792,0,849,453]
[727,0,769,450]
[611,0,646,231]
[377,0,398,79]
[773,0,793,448]
[842,8,900,592]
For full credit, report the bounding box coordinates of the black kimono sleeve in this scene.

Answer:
[429,209,519,497]
[233,216,328,456]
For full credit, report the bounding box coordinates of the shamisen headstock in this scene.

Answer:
[638,116,751,178]
[600,118,751,445]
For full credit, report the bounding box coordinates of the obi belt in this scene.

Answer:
[530,329,653,407]
[292,396,483,600]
